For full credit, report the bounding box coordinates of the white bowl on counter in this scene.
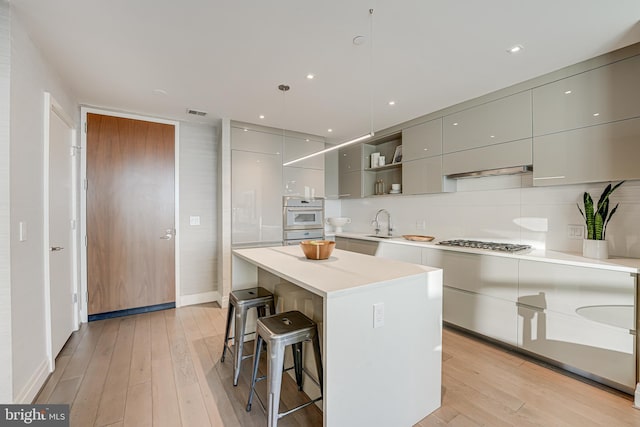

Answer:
[326,217,351,233]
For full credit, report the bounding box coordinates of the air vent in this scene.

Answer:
[186,108,207,117]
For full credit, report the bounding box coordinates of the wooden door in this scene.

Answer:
[87,113,175,316]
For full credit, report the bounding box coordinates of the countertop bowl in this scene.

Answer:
[300,240,336,260]
[326,217,351,232]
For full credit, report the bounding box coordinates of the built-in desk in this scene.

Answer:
[232,245,443,427]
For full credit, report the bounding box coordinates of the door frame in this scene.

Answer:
[43,92,79,370]
[79,106,181,323]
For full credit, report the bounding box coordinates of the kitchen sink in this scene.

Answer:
[365,235,396,239]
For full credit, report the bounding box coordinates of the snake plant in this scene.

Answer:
[577,181,624,240]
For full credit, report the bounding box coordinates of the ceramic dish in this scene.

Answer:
[402,234,435,242]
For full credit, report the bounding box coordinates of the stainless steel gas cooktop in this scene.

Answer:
[437,239,531,253]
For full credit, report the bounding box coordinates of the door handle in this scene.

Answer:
[160,228,174,240]
[50,246,64,251]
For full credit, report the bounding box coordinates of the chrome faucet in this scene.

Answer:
[372,209,393,236]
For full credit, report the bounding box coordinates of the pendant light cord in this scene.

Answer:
[369,8,375,136]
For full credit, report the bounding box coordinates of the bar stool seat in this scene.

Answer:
[221,287,275,386]
[246,310,323,427]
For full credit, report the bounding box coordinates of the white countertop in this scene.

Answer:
[232,245,438,298]
[336,232,640,274]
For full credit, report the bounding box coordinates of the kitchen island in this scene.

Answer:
[232,245,443,427]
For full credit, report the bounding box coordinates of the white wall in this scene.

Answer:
[9,8,77,402]
[179,122,218,299]
[340,175,640,258]
[0,0,13,404]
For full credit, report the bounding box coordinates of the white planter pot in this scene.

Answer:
[582,239,609,259]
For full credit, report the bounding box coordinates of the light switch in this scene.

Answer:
[19,221,27,242]
[189,216,201,226]
[373,303,384,328]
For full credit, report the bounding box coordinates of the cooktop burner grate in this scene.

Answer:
[437,239,531,253]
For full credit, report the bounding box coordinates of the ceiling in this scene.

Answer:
[12,1,640,142]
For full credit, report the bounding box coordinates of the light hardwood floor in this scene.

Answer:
[36,303,640,426]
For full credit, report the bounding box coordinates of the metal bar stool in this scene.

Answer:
[246,310,323,427]
[221,287,276,386]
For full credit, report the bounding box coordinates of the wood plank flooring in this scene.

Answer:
[36,303,640,426]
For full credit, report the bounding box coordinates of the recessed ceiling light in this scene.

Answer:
[328,129,333,133]
[453,122,459,126]
[593,112,600,116]
[507,44,523,54]
[243,128,248,132]
[305,138,310,142]
[388,101,396,106]
[306,74,315,80]
[564,90,572,94]
[259,115,265,119]
[153,88,168,96]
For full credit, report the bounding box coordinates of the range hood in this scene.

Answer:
[446,165,533,179]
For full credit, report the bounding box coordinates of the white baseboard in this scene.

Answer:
[180,291,221,307]
[14,358,50,404]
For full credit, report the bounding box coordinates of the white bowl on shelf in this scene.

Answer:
[326,217,351,233]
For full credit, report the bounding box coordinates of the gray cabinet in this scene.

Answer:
[338,170,363,199]
[335,237,378,256]
[443,139,532,176]
[338,145,364,174]
[402,119,442,161]
[231,127,283,246]
[518,260,636,391]
[533,54,640,136]
[402,157,451,195]
[283,135,325,197]
[443,91,532,153]
[424,248,519,345]
[533,117,640,185]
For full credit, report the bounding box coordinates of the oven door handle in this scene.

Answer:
[285,207,322,212]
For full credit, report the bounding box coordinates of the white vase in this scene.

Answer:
[582,239,609,259]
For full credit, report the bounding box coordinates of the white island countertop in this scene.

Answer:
[231,244,443,426]
[233,245,436,298]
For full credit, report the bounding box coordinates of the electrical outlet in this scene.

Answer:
[568,224,584,240]
[189,216,201,226]
[416,220,426,231]
[373,303,384,328]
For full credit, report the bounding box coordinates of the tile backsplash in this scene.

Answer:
[337,175,640,258]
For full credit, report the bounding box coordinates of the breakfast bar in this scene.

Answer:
[232,245,443,426]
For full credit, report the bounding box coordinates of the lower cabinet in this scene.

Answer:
[518,260,636,391]
[517,305,635,390]
[335,237,378,256]
[444,286,518,345]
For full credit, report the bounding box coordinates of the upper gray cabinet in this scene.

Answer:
[402,119,442,161]
[533,117,640,185]
[443,91,532,153]
[533,54,640,136]
[283,136,324,170]
[338,144,364,174]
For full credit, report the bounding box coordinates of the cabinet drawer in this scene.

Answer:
[429,250,518,302]
[532,117,640,186]
[518,260,635,329]
[517,305,635,391]
[402,157,445,195]
[402,119,442,161]
[533,54,640,136]
[444,286,518,345]
[443,91,532,153]
[442,139,532,176]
